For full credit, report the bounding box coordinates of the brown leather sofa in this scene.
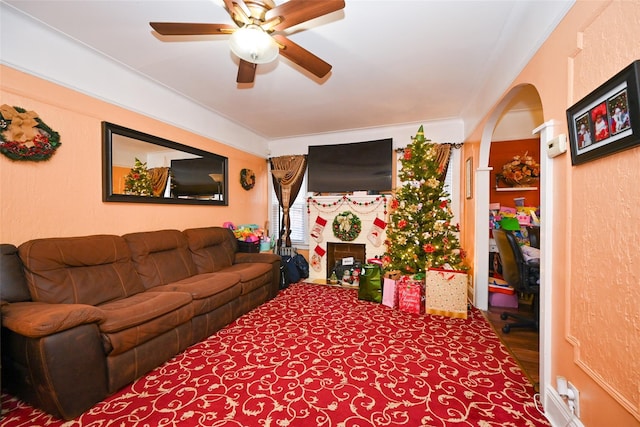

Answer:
[0,227,280,420]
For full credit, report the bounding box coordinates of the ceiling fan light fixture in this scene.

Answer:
[229,24,279,64]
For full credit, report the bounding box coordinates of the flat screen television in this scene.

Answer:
[307,138,393,193]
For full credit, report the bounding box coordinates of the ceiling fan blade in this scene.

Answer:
[150,22,235,35]
[237,59,257,83]
[222,0,250,25]
[265,0,345,31]
[222,0,239,16]
[232,0,253,19]
[272,34,331,78]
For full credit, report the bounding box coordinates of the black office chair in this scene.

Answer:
[492,228,540,333]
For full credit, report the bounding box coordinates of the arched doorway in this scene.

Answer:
[473,83,558,401]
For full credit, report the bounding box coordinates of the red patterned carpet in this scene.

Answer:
[1,283,549,426]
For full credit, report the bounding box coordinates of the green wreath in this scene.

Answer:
[0,105,61,161]
[240,168,255,190]
[333,211,362,242]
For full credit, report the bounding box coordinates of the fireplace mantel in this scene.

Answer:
[307,194,391,282]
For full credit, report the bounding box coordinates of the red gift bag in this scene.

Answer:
[398,276,425,315]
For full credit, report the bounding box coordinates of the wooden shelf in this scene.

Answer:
[495,186,538,192]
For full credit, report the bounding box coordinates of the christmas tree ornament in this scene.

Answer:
[311,245,326,272]
[310,215,327,242]
[414,124,426,143]
[367,217,387,247]
[328,270,339,285]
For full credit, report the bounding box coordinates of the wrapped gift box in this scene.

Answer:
[488,277,514,295]
[425,268,468,319]
[489,292,518,308]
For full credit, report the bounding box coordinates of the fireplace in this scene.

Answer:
[307,194,390,283]
[326,242,366,279]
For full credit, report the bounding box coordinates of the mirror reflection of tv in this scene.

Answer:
[171,157,223,197]
[307,139,393,193]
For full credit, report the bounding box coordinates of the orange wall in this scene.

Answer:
[462,1,640,425]
[0,66,269,245]
[460,145,478,279]
[489,139,541,208]
[112,166,129,194]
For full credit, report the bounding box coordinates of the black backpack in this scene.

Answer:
[280,254,309,288]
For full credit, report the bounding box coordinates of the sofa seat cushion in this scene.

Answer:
[123,230,198,290]
[18,235,145,305]
[98,291,193,356]
[221,263,272,295]
[150,272,242,315]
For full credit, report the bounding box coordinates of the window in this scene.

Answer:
[395,148,461,224]
[269,173,308,248]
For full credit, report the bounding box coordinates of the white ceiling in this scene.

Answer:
[1,0,572,141]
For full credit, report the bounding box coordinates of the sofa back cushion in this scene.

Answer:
[123,229,198,289]
[18,235,145,305]
[183,227,236,274]
[1,243,31,303]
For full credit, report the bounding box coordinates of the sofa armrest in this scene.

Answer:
[234,252,280,265]
[2,301,105,338]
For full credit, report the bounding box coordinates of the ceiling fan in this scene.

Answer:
[150,0,345,84]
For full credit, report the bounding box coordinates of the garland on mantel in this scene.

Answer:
[306,195,388,216]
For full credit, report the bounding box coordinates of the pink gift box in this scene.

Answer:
[489,292,518,308]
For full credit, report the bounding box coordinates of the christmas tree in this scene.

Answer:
[124,158,153,196]
[383,126,466,275]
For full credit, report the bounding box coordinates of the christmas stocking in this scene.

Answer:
[311,245,326,272]
[310,215,327,243]
[367,217,387,247]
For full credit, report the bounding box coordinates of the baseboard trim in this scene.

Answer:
[544,385,585,427]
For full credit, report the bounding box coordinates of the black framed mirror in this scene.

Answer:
[102,122,228,205]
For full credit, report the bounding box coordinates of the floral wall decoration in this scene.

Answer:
[240,168,255,190]
[0,105,61,161]
[496,152,540,187]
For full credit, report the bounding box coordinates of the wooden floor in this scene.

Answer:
[482,302,540,391]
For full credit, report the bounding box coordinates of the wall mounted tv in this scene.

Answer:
[307,138,393,193]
